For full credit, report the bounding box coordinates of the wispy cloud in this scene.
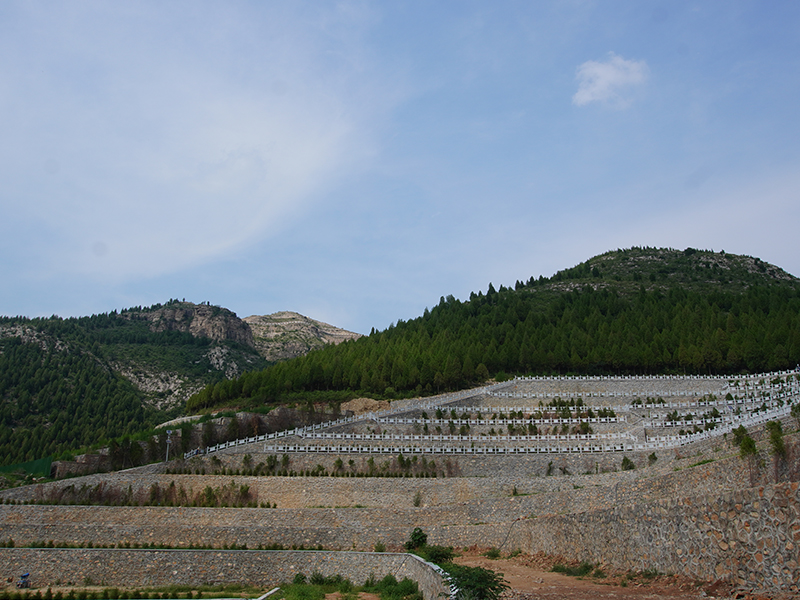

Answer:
[0,3,391,282]
[572,52,648,108]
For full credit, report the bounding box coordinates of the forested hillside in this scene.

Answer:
[0,301,268,466]
[187,248,800,413]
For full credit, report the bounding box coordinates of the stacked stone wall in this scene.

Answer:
[0,503,515,551]
[0,549,450,600]
[0,453,759,555]
[4,482,800,591]
[515,481,800,593]
[1,447,752,514]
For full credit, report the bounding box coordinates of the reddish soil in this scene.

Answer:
[453,550,797,600]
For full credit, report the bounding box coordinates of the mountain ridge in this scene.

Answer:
[186,247,800,413]
[0,301,359,465]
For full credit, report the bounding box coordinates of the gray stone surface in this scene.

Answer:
[0,549,449,600]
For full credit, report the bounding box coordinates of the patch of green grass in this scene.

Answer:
[552,562,594,577]
[282,583,326,600]
[688,458,715,468]
[640,568,661,579]
[591,567,606,578]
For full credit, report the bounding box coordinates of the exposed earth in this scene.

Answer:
[452,551,795,600]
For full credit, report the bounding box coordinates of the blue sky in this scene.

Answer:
[2,1,799,334]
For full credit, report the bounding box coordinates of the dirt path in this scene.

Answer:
[452,551,774,600]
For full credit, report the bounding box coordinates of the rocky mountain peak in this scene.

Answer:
[244,311,362,362]
[123,301,255,347]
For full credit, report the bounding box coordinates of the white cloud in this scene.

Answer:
[572,52,648,108]
[0,3,392,282]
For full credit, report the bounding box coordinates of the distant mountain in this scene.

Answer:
[187,247,800,413]
[0,300,358,465]
[244,311,362,362]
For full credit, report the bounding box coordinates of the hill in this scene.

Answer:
[527,246,796,295]
[244,311,362,362]
[187,247,800,413]
[0,301,359,466]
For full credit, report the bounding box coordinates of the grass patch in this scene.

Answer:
[688,458,715,468]
[552,562,594,577]
[282,572,421,600]
[14,583,266,600]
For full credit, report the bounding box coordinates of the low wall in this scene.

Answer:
[0,549,450,600]
[518,481,800,593]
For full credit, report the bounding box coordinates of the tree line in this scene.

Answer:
[187,283,800,412]
[0,302,266,466]
[0,336,158,466]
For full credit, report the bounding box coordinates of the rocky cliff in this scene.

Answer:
[244,311,362,362]
[125,302,255,347]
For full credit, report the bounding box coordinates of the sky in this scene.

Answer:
[1,1,800,334]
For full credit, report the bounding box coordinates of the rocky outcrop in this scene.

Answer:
[0,324,68,353]
[119,306,360,362]
[244,311,362,362]
[111,362,204,410]
[126,302,255,347]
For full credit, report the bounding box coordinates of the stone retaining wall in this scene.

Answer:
[516,481,800,593]
[0,453,755,554]
[0,447,751,515]
[2,475,799,592]
[0,504,512,551]
[4,480,799,592]
[0,549,450,600]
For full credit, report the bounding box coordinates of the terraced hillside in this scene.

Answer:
[3,371,799,596]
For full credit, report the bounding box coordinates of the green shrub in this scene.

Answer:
[420,545,454,564]
[767,420,786,456]
[552,562,594,577]
[444,565,508,600]
[282,584,324,600]
[404,527,427,551]
[483,548,501,560]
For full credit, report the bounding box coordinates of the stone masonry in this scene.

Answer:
[0,549,450,600]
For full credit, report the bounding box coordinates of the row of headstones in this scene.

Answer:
[260,444,636,455]
[299,431,633,442]
[513,369,797,382]
[375,416,623,425]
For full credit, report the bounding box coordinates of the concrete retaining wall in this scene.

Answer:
[0,549,451,600]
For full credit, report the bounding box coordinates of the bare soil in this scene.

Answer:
[340,398,390,415]
[453,550,796,600]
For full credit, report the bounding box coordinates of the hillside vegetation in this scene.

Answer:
[0,301,269,466]
[187,248,800,413]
